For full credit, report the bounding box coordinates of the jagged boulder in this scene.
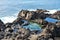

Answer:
[18,10,34,20]
[18,10,29,18]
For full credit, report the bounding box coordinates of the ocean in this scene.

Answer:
[0,0,60,23]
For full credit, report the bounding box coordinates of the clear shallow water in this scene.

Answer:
[0,0,60,23]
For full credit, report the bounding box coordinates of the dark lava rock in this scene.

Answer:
[5,23,13,28]
[17,28,30,38]
[0,32,5,39]
[0,20,4,25]
[18,10,34,20]
[0,20,5,31]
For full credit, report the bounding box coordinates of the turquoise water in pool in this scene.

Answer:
[23,22,42,32]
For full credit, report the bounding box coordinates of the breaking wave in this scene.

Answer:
[0,12,18,24]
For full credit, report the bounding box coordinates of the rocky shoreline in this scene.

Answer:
[0,9,60,40]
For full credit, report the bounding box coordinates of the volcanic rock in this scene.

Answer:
[0,20,5,31]
[18,10,34,20]
[18,28,30,38]
[0,32,5,39]
[5,23,13,28]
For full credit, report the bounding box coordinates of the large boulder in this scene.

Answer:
[18,10,34,20]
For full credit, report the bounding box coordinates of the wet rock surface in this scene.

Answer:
[0,9,60,40]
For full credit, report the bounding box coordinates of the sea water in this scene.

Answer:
[0,0,60,23]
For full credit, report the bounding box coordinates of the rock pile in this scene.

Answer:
[0,9,60,40]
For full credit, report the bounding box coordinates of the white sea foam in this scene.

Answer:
[0,16,17,24]
[0,12,18,24]
[28,9,58,14]
[48,10,57,14]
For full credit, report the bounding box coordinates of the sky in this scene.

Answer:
[0,0,60,23]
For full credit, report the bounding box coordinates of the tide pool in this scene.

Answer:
[23,22,42,32]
